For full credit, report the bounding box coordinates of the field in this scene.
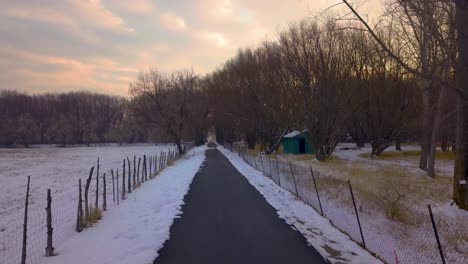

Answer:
[236,143,468,264]
[0,144,175,227]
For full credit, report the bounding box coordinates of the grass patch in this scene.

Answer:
[292,154,315,161]
[359,149,454,160]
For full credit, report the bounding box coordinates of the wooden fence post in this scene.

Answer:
[45,189,55,256]
[116,169,120,205]
[95,158,99,209]
[260,154,265,173]
[149,156,152,179]
[275,155,281,187]
[84,167,94,221]
[144,155,147,181]
[122,159,126,200]
[111,170,115,204]
[127,157,132,193]
[348,180,366,249]
[21,176,31,264]
[102,173,107,211]
[76,179,84,232]
[289,161,299,196]
[428,204,446,264]
[268,155,273,178]
[309,166,324,216]
[133,156,136,187]
[137,157,141,186]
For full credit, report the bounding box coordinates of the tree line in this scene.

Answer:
[1,0,466,209]
[0,90,148,146]
[201,0,465,209]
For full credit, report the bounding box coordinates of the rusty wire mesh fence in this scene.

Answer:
[229,143,467,264]
[0,144,193,264]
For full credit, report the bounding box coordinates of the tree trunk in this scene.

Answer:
[428,83,448,177]
[441,135,448,152]
[419,2,432,172]
[395,137,402,151]
[453,0,468,210]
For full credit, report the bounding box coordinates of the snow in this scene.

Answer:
[38,146,206,264]
[283,130,301,138]
[219,146,382,264]
[0,144,177,264]
[0,144,176,223]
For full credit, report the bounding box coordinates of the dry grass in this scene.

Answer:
[292,154,315,161]
[80,207,102,228]
[304,157,453,209]
[359,150,454,161]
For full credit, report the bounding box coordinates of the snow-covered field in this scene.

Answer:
[39,145,206,264]
[0,144,175,218]
[0,144,177,264]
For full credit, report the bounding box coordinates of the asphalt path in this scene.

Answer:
[154,146,328,264]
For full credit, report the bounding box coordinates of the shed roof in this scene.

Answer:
[283,129,309,138]
[284,130,300,138]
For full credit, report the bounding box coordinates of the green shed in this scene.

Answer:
[282,130,314,154]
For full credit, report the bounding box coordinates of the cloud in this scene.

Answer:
[0,0,383,95]
[70,0,134,32]
[106,0,155,15]
[201,32,231,48]
[1,0,133,33]
[0,45,136,95]
[159,12,186,32]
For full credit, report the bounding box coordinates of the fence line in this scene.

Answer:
[0,142,194,264]
[229,143,467,264]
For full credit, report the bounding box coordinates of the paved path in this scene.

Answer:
[154,147,328,264]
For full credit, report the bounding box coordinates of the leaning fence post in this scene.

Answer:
[275,155,281,187]
[428,204,446,264]
[45,189,55,256]
[76,179,84,232]
[84,167,94,221]
[309,166,323,216]
[289,161,299,196]
[21,176,31,264]
[102,173,107,211]
[348,180,366,249]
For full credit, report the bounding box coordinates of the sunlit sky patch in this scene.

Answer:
[0,0,381,96]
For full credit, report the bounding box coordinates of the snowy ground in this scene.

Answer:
[219,146,382,264]
[237,143,467,264]
[36,146,206,264]
[0,144,178,264]
[0,144,176,221]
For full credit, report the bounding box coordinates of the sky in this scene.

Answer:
[0,0,381,96]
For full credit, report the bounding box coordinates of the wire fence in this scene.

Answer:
[229,143,467,264]
[0,143,194,264]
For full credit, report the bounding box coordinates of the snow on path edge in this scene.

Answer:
[219,146,382,264]
[40,146,207,264]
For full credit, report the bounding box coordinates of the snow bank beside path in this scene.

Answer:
[40,146,206,264]
[219,146,382,264]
